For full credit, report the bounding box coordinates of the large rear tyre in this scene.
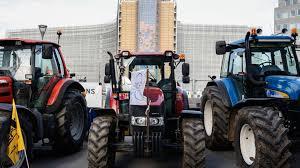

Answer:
[235,106,291,168]
[182,118,205,168]
[88,116,116,168]
[54,90,87,153]
[201,86,231,149]
[0,113,33,168]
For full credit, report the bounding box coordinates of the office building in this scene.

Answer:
[6,23,117,82]
[275,0,300,33]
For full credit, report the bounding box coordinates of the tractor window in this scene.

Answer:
[54,48,65,76]
[250,46,298,75]
[285,47,298,75]
[274,50,284,71]
[229,49,245,75]
[0,45,32,80]
[164,62,171,79]
[220,52,230,77]
[132,65,162,82]
[35,45,58,76]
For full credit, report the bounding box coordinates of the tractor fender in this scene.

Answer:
[0,103,43,140]
[46,79,86,113]
[206,80,232,107]
[180,110,203,119]
[92,108,117,118]
[232,98,284,110]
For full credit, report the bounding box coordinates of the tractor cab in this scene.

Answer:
[0,38,87,167]
[216,28,300,100]
[0,38,68,108]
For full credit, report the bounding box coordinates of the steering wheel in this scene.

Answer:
[259,61,272,67]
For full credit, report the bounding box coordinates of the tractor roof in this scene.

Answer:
[229,35,294,46]
[0,38,60,47]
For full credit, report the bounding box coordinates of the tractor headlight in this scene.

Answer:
[266,89,289,99]
[131,116,164,126]
[136,117,146,125]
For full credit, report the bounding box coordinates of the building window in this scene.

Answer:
[298,9,300,15]
[282,12,289,19]
[276,25,282,31]
[291,10,296,17]
[286,0,298,6]
[293,0,298,4]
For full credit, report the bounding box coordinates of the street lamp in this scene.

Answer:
[38,24,47,40]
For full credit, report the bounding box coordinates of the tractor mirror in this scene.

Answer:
[105,63,111,76]
[42,44,53,59]
[182,76,190,84]
[216,41,227,55]
[182,63,190,76]
[104,75,111,83]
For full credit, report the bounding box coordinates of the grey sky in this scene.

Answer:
[0,0,277,37]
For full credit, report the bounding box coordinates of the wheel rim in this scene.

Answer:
[204,100,213,136]
[69,102,84,141]
[240,124,256,165]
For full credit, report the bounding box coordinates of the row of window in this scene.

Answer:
[276,9,300,19]
[276,23,300,31]
[284,0,298,6]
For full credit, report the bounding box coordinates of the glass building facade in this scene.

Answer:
[118,0,176,53]
[5,0,249,95]
[137,0,159,52]
[6,23,117,82]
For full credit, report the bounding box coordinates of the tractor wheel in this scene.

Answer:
[0,113,33,168]
[235,106,291,167]
[54,89,87,153]
[182,118,205,168]
[201,86,231,149]
[87,116,116,168]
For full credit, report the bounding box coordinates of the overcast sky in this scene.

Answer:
[0,0,278,37]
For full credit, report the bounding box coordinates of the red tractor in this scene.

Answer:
[87,51,205,168]
[0,38,88,167]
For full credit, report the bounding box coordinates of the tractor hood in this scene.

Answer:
[265,75,300,100]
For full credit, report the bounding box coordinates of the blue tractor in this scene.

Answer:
[201,28,299,167]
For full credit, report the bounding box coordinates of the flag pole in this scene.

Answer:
[24,149,30,168]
